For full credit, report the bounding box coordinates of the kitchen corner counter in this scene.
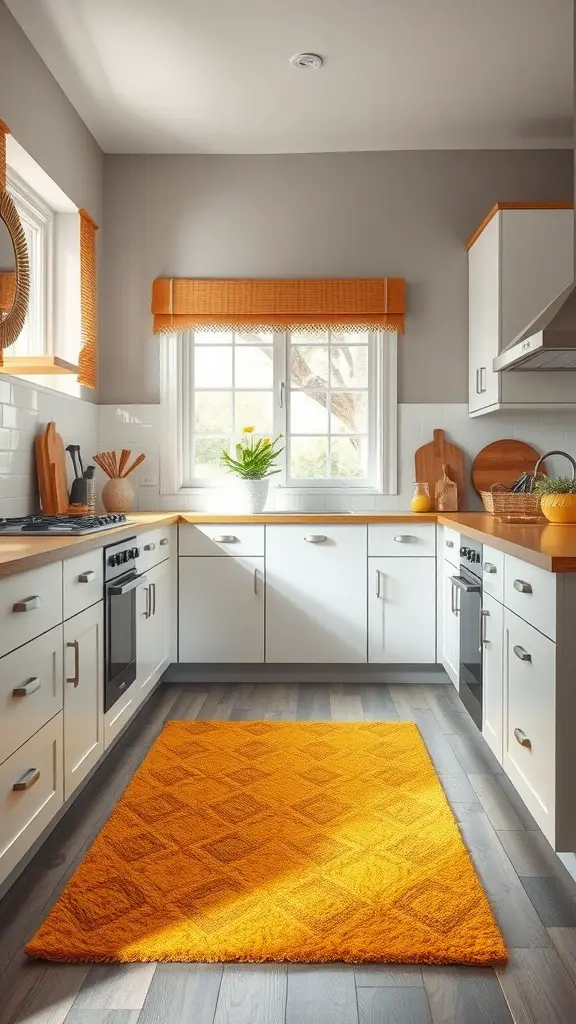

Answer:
[438,513,576,573]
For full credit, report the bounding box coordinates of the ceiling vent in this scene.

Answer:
[290,53,323,70]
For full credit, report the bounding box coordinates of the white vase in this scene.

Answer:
[241,477,270,513]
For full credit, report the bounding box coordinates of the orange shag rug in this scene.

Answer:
[26,720,507,965]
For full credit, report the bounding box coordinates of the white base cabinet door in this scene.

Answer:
[369,557,436,664]
[481,593,504,764]
[136,558,171,704]
[179,556,265,662]
[63,601,104,801]
[266,525,367,663]
[440,557,460,685]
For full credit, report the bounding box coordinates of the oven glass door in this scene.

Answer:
[105,571,140,712]
[452,570,482,728]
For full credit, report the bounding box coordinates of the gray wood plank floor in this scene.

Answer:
[2,681,576,1023]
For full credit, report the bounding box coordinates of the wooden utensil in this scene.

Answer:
[435,464,458,512]
[45,423,70,513]
[414,429,465,511]
[471,439,545,496]
[118,448,131,478]
[122,453,145,478]
[35,429,57,514]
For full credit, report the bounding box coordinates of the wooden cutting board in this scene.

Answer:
[471,439,544,495]
[414,429,465,511]
[35,423,70,514]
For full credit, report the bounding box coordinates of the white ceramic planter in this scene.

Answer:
[241,477,270,513]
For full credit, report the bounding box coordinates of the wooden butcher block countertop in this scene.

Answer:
[1,510,576,577]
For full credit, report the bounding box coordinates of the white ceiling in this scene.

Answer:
[6,0,574,154]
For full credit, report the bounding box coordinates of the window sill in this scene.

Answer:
[0,355,79,376]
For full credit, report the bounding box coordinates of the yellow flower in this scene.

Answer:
[242,425,255,433]
[262,438,271,446]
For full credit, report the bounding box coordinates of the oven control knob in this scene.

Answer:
[460,546,469,557]
[474,551,481,562]
[121,551,128,563]
[134,547,140,558]
[107,555,115,567]
[114,553,123,566]
[131,547,138,559]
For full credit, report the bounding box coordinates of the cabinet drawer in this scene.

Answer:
[482,545,505,603]
[179,523,265,557]
[0,561,63,658]
[369,523,435,557]
[104,691,137,750]
[504,608,556,841]
[138,526,173,572]
[504,554,556,640]
[0,625,63,765]
[442,527,460,566]
[0,714,63,888]
[63,548,103,621]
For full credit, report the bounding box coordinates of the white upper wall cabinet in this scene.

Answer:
[468,206,575,416]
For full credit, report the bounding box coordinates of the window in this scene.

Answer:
[7,170,53,357]
[162,329,397,493]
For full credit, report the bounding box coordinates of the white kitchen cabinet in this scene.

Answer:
[0,625,63,765]
[0,713,63,888]
[482,593,504,764]
[468,205,575,416]
[179,556,264,662]
[440,557,460,685]
[63,601,104,801]
[135,557,171,701]
[503,607,556,841]
[266,525,367,663]
[369,557,436,664]
[0,561,63,658]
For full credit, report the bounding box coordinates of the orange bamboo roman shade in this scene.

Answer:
[77,208,98,389]
[151,278,406,333]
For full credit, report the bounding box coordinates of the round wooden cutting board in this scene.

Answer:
[471,439,544,495]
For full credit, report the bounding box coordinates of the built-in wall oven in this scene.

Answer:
[450,539,483,728]
[103,536,146,712]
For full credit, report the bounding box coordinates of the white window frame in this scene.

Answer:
[6,169,54,357]
[160,330,397,496]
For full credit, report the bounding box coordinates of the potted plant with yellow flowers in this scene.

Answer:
[221,426,284,513]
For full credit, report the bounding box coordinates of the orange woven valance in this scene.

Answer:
[151,278,406,333]
[77,208,98,389]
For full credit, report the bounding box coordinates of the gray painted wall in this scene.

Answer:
[101,150,572,404]
[0,1,103,221]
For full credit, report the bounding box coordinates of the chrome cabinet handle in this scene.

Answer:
[514,727,531,749]
[513,644,532,663]
[304,535,327,543]
[450,580,455,614]
[253,568,259,595]
[279,380,285,408]
[78,570,96,583]
[13,768,40,792]
[483,562,497,574]
[450,580,460,616]
[213,535,238,543]
[13,596,40,613]
[144,542,156,551]
[475,368,480,394]
[160,537,169,546]
[13,677,41,698]
[144,585,151,619]
[376,569,383,598]
[151,582,156,615]
[66,640,80,686]
[445,539,454,549]
[480,367,487,393]
[480,608,489,646]
[394,535,416,543]
[513,579,532,594]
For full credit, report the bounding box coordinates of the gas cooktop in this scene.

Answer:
[0,514,133,536]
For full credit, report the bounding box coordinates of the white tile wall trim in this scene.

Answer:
[97,402,576,513]
[0,375,97,518]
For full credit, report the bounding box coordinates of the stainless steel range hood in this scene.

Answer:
[494,282,576,371]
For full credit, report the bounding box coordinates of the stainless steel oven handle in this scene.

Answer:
[481,609,489,646]
[109,574,147,596]
[451,575,481,594]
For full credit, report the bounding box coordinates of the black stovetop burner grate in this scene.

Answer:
[0,513,129,533]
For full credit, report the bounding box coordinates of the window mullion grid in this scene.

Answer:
[273,331,288,485]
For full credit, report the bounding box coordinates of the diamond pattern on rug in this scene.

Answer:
[25,720,507,966]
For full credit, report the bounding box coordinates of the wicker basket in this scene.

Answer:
[480,487,543,517]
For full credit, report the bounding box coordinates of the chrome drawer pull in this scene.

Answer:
[304,535,327,544]
[66,639,80,686]
[514,727,532,749]
[253,568,259,595]
[483,562,497,574]
[513,579,532,594]
[394,534,416,543]
[13,677,41,698]
[160,537,169,546]
[213,535,238,543]
[513,644,532,663]
[376,569,383,598]
[151,582,157,615]
[445,539,454,548]
[481,609,489,646]
[144,542,156,551]
[13,596,40,613]
[13,768,40,792]
[78,570,96,583]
